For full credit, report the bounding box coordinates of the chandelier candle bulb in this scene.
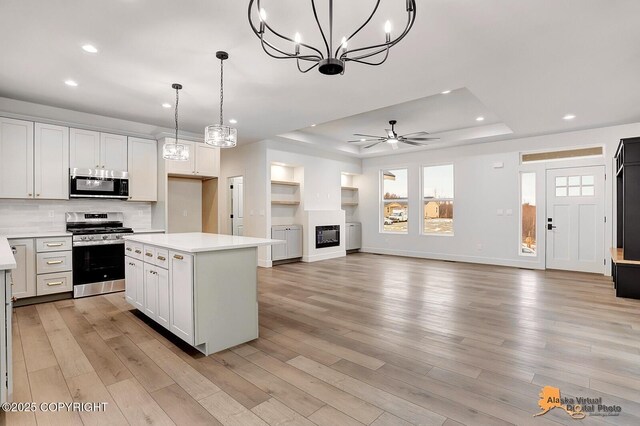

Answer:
[259,8,266,33]
[294,32,301,55]
[385,20,392,42]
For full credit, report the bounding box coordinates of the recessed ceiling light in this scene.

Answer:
[360,138,366,142]
[64,80,78,87]
[563,114,576,120]
[441,90,451,94]
[82,44,98,53]
[476,116,485,122]
[311,124,316,127]
[229,119,238,124]
[162,103,171,108]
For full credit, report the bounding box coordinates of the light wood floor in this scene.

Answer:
[4,253,640,425]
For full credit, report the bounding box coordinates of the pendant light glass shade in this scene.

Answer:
[163,83,190,161]
[205,124,237,148]
[205,51,237,148]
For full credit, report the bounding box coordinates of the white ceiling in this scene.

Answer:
[1,0,639,157]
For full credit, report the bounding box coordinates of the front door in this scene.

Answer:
[546,166,605,273]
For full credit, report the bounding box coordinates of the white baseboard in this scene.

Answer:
[258,258,272,268]
[302,250,346,263]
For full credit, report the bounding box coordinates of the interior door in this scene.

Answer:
[231,177,244,236]
[546,166,605,273]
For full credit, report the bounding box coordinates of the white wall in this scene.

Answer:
[0,199,152,235]
[360,122,640,271]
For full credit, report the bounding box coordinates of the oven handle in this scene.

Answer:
[72,240,126,247]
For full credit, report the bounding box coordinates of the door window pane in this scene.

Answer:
[521,172,537,256]
[382,169,408,233]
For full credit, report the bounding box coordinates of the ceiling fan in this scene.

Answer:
[348,120,439,150]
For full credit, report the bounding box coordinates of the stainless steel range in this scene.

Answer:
[66,212,133,298]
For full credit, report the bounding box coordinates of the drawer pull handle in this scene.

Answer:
[145,252,153,257]
[157,256,166,261]
[173,254,184,260]
[46,243,64,247]
[47,281,64,286]
[46,260,64,265]
[126,247,133,251]
[135,250,142,254]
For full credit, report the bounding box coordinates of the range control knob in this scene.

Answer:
[102,235,109,240]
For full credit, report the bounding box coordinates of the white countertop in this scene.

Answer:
[0,237,17,270]
[2,231,72,240]
[124,232,284,253]
[133,229,165,234]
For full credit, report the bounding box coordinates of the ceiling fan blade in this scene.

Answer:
[401,140,430,147]
[364,141,385,149]
[347,138,382,143]
[401,131,431,137]
[405,137,440,141]
[390,142,399,150]
[354,133,385,138]
[385,129,395,139]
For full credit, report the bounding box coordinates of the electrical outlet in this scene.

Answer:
[183,210,188,217]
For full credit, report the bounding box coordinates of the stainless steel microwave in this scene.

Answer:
[69,168,129,199]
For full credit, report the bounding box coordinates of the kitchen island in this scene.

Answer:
[123,232,282,355]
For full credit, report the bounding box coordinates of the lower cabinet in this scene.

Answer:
[8,239,36,299]
[1,270,12,404]
[345,222,362,251]
[271,225,303,261]
[126,248,192,344]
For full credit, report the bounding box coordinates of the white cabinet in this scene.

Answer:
[271,225,303,261]
[144,263,158,318]
[0,117,34,199]
[165,139,219,178]
[128,138,158,201]
[34,123,69,200]
[156,266,170,328]
[70,128,100,169]
[195,143,220,177]
[70,128,128,171]
[125,257,144,309]
[346,222,362,251]
[8,239,36,299]
[169,251,194,344]
[100,133,128,171]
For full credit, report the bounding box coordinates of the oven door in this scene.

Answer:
[69,169,129,199]
[72,243,125,286]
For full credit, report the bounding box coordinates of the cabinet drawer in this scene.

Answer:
[36,272,72,296]
[143,245,156,262]
[36,251,72,274]
[155,248,169,269]
[125,241,144,260]
[36,237,72,252]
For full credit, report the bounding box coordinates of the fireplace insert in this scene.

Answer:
[316,225,340,249]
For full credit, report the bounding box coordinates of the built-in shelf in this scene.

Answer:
[341,186,358,191]
[341,202,358,206]
[271,180,300,187]
[272,200,300,205]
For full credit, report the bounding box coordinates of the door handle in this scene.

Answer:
[547,224,557,230]
[46,260,64,265]
[11,247,17,254]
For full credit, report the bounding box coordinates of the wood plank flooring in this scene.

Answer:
[4,253,640,425]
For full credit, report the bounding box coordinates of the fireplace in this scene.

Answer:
[316,225,340,249]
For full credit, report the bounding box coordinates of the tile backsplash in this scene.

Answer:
[0,199,152,234]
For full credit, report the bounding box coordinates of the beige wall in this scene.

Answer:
[167,177,202,233]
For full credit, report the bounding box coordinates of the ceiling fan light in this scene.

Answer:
[205,124,237,148]
[387,138,398,144]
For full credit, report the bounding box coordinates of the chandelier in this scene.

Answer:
[248,0,416,75]
[205,51,238,148]
[162,83,190,161]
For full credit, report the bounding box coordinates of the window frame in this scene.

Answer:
[519,171,538,257]
[379,167,410,234]
[420,163,455,237]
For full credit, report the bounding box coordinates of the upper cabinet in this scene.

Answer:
[0,118,34,199]
[34,123,69,200]
[70,128,128,171]
[101,133,128,171]
[165,139,219,178]
[128,137,158,202]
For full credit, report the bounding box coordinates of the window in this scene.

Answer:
[520,172,536,256]
[422,164,454,235]
[555,175,595,197]
[382,168,408,233]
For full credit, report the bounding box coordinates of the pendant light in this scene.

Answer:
[163,83,190,161]
[205,51,237,148]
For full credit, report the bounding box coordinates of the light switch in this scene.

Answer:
[497,209,504,216]
[506,209,513,216]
